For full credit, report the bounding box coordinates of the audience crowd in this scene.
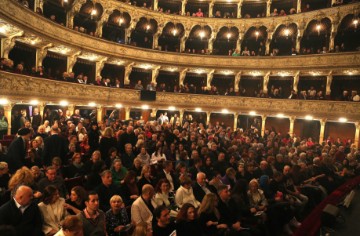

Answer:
[0,102,359,235]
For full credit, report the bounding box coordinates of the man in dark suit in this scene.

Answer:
[117,126,137,154]
[42,126,68,166]
[157,160,179,192]
[7,128,32,173]
[30,107,42,133]
[192,172,216,203]
[0,185,44,236]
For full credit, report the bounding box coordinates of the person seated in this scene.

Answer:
[175,177,200,208]
[111,158,128,185]
[193,172,216,203]
[54,215,83,236]
[195,8,204,17]
[38,166,68,198]
[157,160,179,192]
[65,186,87,215]
[38,185,69,235]
[95,170,121,212]
[175,203,202,236]
[105,195,132,236]
[152,205,176,236]
[131,184,155,232]
[120,171,139,206]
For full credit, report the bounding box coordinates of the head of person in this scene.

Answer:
[176,203,197,222]
[198,193,219,215]
[155,178,170,194]
[70,186,86,203]
[125,143,132,154]
[100,170,112,187]
[141,184,154,201]
[110,195,124,213]
[141,164,151,178]
[91,151,101,163]
[112,159,123,172]
[163,160,173,172]
[249,179,259,193]
[154,205,170,227]
[42,185,60,205]
[61,215,83,236]
[13,185,33,207]
[123,170,137,185]
[217,184,231,202]
[85,191,99,212]
[45,166,57,182]
[196,172,207,186]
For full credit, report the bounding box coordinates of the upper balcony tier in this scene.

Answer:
[0,0,359,72]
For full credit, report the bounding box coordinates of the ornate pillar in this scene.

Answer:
[180,32,188,52]
[293,71,300,93]
[266,0,272,17]
[319,119,327,144]
[236,32,244,51]
[1,38,16,58]
[95,59,107,77]
[326,71,333,96]
[34,0,44,12]
[67,104,75,117]
[237,0,243,18]
[208,30,217,52]
[179,109,184,126]
[209,1,214,18]
[234,71,241,92]
[38,102,45,122]
[355,122,360,148]
[96,105,103,122]
[67,51,80,73]
[125,107,131,120]
[3,104,13,135]
[234,113,239,130]
[181,0,187,15]
[124,63,134,86]
[95,11,110,38]
[179,68,188,86]
[151,108,157,119]
[153,0,159,11]
[297,0,302,13]
[206,70,215,89]
[265,31,273,55]
[36,47,48,68]
[261,115,267,137]
[263,71,271,93]
[206,111,211,126]
[152,66,161,84]
[329,21,339,51]
[296,28,304,53]
[289,116,295,136]
[66,0,86,29]
[125,19,138,44]
[153,27,163,49]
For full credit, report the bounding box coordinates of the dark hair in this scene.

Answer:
[123,170,137,185]
[176,203,196,222]
[108,147,117,156]
[42,185,59,204]
[154,205,168,220]
[85,191,98,202]
[71,186,87,202]
[155,178,170,193]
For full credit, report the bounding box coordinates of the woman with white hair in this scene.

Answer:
[105,195,132,236]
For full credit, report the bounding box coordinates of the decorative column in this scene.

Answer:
[3,104,12,135]
[236,32,244,51]
[1,37,16,58]
[151,66,161,84]
[179,68,188,86]
[296,28,304,53]
[95,59,107,77]
[261,115,267,137]
[180,31,188,52]
[326,71,333,96]
[234,113,239,130]
[329,21,339,51]
[209,1,214,18]
[66,0,86,29]
[125,107,131,120]
[36,46,49,68]
[293,71,300,93]
[297,0,302,13]
[263,71,271,94]
[289,116,295,136]
[153,27,163,49]
[234,71,241,92]
[266,0,272,17]
[179,109,184,126]
[206,111,211,126]
[265,31,273,55]
[96,106,103,122]
[206,70,215,89]
[125,19,138,44]
[67,51,81,72]
[38,102,45,122]
[355,122,360,148]
[151,108,157,119]
[237,0,243,18]
[34,0,44,12]
[67,104,75,117]
[95,11,110,38]
[124,62,134,86]
[153,0,159,11]
[319,119,327,144]
[207,30,217,53]
[181,0,187,15]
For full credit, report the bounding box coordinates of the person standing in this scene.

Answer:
[6,128,32,173]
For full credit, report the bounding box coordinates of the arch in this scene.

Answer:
[335,14,360,52]
[158,22,184,52]
[73,1,104,34]
[102,10,131,43]
[185,25,212,53]
[301,17,331,54]
[270,23,298,55]
[213,26,239,55]
[241,26,267,55]
[130,17,158,48]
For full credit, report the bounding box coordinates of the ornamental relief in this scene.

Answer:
[1,73,359,121]
[0,0,359,71]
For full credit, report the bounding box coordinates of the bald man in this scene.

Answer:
[0,185,44,236]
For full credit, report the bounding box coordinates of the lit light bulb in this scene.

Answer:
[255,31,259,36]
[226,32,231,40]
[172,29,177,36]
[199,31,205,39]
[146,24,150,31]
[284,29,290,37]
[316,24,321,31]
[91,9,97,16]
[119,18,124,26]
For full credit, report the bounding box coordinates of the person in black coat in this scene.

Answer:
[95,170,121,212]
[0,185,44,236]
[6,128,32,173]
[117,126,137,154]
[42,126,68,166]
[192,172,217,203]
[88,122,100,154]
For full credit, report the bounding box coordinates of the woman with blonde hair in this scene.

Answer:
[198,193,227,236]
[131,222,148,236]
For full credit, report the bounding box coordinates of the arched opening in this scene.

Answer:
[158,22,184,52]
[213,26,239,55]
[73,1,104,35]
[102,10,131,44]
[301,18,331,54]
[185,25,212,53]
[335,14,360,52]
[270,23,298,55]
[241,26,267,55]
[130,17,158,49]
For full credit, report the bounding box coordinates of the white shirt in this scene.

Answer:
[13,197,29,214]
[163,170,174,191]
